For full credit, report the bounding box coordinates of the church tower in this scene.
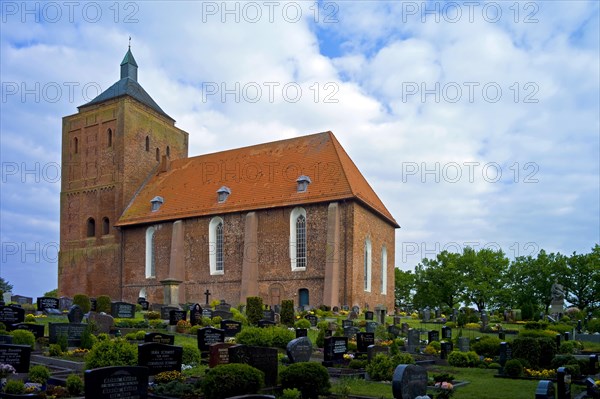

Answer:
[58,48,189,299]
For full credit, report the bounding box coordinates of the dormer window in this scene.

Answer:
[296,175,312,192]
[150,196,164,212]
[217,186,231,203]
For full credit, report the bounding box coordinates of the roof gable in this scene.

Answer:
[116,132,398,227]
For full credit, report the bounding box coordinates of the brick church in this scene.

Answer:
[58,49,399,311]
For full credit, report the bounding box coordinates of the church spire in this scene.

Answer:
[120,45,138,81]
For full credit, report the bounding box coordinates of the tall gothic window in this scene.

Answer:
[364,238,372,292]
[145,136,150,152]
[86,217,95,238]
[289,207,307,270]
[102,217,110,235]
[381,246,387,294]
[107,129,112,147]
[209,217,224,275]
[74,137,79,154]
[145,226,156,278]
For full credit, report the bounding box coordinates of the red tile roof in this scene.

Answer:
[116,131,399,227]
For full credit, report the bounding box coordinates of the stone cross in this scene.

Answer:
[204,289,211,305]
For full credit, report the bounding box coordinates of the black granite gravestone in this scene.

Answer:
[356,332,375,353]
[138,342,183,375]
[365,311,374,320]
[111,302,136,318]
[90,298,97,312]
[197,327,225,352]
[428,330,439,343]
[342,320,353,328]
[169,310,187,326]
[11,323,44,339]
[37,297,59,312]
[392,364,428,399]
[258,319,276,328]
[323,336,347,366]
[305,314,317,327]
[535,380,555,399]
[68,305,84,323]
[0,305,25,326]
[84,366,148,399]
[221,319,242,337]
[295,328,308,338]
[161,306,179,320]
[286,337,313,363]
[49,323,87,346]
[190,304,203,326]
[229,345,278,387]
[367,345,390,362]
[0,344,31,372]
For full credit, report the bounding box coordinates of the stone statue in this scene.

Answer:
[551,282,565,302]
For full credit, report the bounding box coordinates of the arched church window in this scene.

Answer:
[289,207,307,271]
[209,217,225,275]
[86,217,95,238]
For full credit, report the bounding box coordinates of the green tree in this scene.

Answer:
[413,251,464,309]
[508,250,565,314]
[559,245,600,311]
[460,247,510,311]
[0,277,13,293]
[394,268,415,307]
[43,288,58,298]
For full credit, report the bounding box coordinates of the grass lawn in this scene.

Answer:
[332,366,588,399]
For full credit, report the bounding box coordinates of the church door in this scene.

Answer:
[298,288,309,307]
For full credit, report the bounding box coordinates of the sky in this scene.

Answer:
[0,1,599,299]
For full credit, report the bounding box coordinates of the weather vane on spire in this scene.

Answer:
[128,36,131,49]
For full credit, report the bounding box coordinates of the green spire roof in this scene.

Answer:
[120,48,138,67]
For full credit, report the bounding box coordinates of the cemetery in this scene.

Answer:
[0,292,596,399]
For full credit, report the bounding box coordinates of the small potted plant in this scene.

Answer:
[0,364,16,386]
[1,379,41,398]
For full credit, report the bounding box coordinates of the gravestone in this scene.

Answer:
[564,332,570,341]
[221,319,242,337]
[189,304,203,326]
[402,323,410,335]
[286,337,313,363]
[332,306,339,313]
[305,314,318,327]
[36,297,59,312]
[161,306,179,320]
[90,298,97,312]
[499,342,511,366]
[428,331,439,343]
[145,332,175,345]
[49,323,87,346]
[202,308,213,319]
[0,335,13,344]
[535,380,555,399]
[11,295,32,305]
[138,342,183,375]
[423,308,431,322]
[295,328,308,338]
[169,310,187,326]
[342,320,353,328]
[441,326,452,340]
[375,306,386,324]
[451,309,458,322]
[263,309,275,322]
[556,367,571,399]
[84,366,148,399]
[365,311,374,320]
[589,354,599,375]
[229,345,278,387]
[481,311,488,327]
[323,336,347,365]
[357,332,375,353]
[197,327,225,352]
[348,310,358,320]
[393,316,402,325]
[67,305,84,323]
[12,323,44,339]
[89,312,114,334]
[499,331,505,340]
[139,300,149,311]
[209,342,234,368]
[352,305,360,313]
[407,329,420,353]
[366,321,378,333]
[388,325,401,338]
[392,364,428,399]
[367,345,390,362]
[458,337,470,352]
[344,326,360,339]
[213,300,233,319]
[258,319,276,328]
[0,344,31,372]
[435,308,441,318]
[111,302,136,319]
[440,342,451,359]
[59,296,73,311]
[0,305,25,325]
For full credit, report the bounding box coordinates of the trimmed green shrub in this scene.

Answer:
[271,327,295,349]
[135,330,146,340]
[96,295,111,313]
[280,362,331,399]
[49,344,62,356]
[466,351,480,367]
[588,318,600,333]
[235,326,295,349]
[294,319,311,329]
[10,329,35,348]
[202,363,264,399]
[472,336,501,358]
[85,338,137,369]
[281,299,295,326]
[246,297,264,326]
[24,314,36,323]
[504,359,523,377]
[349,359,368,369]
[28,365,51,384]
[66,374,84,396]
[511,337,540,368]
[447,351,469,367]
[519,329,559,339]
[73,294,91,313]
[57,334,68,352]
[551,354,577,369]
[559,340,583,354]
[392,353,415,366]
[80,325,97,350]
[182,343,201,365]
[281,388,302,399]
[366,354,394,381]
[146,311,161,320]
[538,337,557,368]
[488,362,501,369]
[3,379,25,394]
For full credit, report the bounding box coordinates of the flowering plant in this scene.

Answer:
[343,353,355,360]
[0,364,16,378]
[434,381,454,399]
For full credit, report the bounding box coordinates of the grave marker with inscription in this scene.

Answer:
[11,323,44,339]
[357,332,375,353]
[198,327,225,352]
[169,310,186,326]
[144,332,175,345]
[189,304,203,326]
[0,344,31,372]
[138,343,183,375]
[229,345,278,387]
[49,323,87,346]
[84,366,148,399]
[323,336,348,366]
[111,302,136,319]
[68,305,84,323]
[221,319,242,337]
[0,305,24,326]
[392,364,428,399]
[209,342,235,368]
[286,337,313,363]
[37,297,59,312]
